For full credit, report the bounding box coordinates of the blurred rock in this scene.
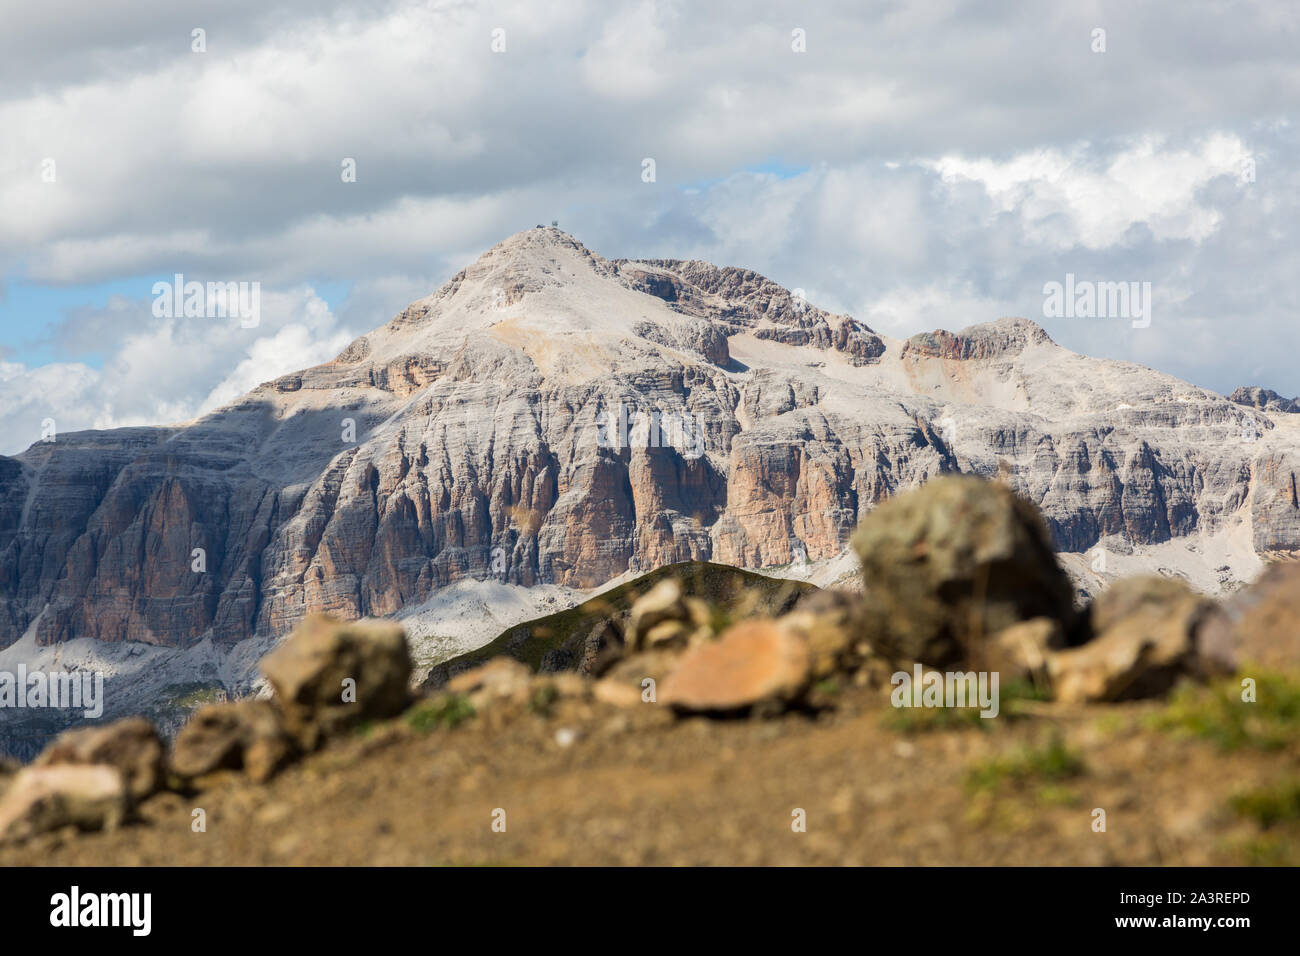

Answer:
[661,619,810,713]
[1088,575,1199,636]
[777,589,861,679]
[1199,560,1300,670]
[171,700,296,783]
[35,717,164,801]
[446,658,533,708]
[851,475,1076,665]
[0,765,128,844]
[625,579,709,651]
[262,614,411,747]
[987,617,1064,683]
[1049,576,1220,703]
[592,678,645,709]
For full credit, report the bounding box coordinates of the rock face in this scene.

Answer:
[1229,386,1300,414]
[2,228,1298,656]
[852,476,1077,665]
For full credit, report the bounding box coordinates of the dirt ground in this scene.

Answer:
[3,677,1296,866]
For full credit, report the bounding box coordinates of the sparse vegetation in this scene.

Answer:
[162,683,229,710]
[406,694,476,732]
[429,562,816,679]
[885,677,1051,733]
[966,735,1087,793]
[1230,779,1300,829]
[1149,669,1300,751]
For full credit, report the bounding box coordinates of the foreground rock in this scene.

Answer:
[1199,560,1300,670]
[660,619,811,713]
[624,579,712,652]
[776,589,863,679]
[445,658,534,709]
[0,765,129,843]
[262,615,412,748]
[852,475,1077,666]
[1048,576,1222,703]
[171,700,297,783]
[34,717,164,801]
[987,617,1065,684]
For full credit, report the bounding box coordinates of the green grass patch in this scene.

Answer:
[1230,780,1300,829]
[813,677,843,697]
[1149,670,1300,752]
[406,694,476,732]
[159,682,229,710]
[966,735,1087,793]
[1234,835,1296,866]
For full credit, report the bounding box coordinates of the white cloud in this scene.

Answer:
[1,0,1298,447]
[926,135,1250,249]
[0,286,358,454]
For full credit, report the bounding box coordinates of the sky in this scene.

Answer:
[0,0,1296,455]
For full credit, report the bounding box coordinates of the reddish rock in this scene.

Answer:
[661,619,810,713]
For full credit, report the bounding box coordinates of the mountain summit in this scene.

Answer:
[2,229,1298,661]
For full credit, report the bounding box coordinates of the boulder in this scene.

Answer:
[625,579,706,651]
[261,614,412,748]
[34,717,164,801]
[660,619,810,713]
[171,700,296,783]
[851,475,1076,665]
[985,617,1065,683]
[596,648,684,702]
[1199,560,1300,670]
[592,678,645,709]
[0,757,20,789]
[776,589,862,679]
[1049,576,1221,703]
[0,765,129,843]
[446,657,533,709]
[1088,574,1199,636]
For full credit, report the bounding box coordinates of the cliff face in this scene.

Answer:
[2,228,1298,650]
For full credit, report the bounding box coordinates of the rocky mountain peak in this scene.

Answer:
[1229,385,1300,414]
[902,317,1055,362]
[1,232,1298,685]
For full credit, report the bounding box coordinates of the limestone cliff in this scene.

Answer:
[2,228,1297,650]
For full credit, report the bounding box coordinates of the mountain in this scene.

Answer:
[1230,385,1300,415]
[3,227,1299,672]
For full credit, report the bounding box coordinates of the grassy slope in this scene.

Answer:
[424,561,819,686]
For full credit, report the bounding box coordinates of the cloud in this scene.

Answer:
[925,135,1250,249]
[1,0,1298,447]
[0,286,358,454]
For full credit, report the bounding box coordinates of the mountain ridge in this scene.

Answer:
[2,227,1298,660]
